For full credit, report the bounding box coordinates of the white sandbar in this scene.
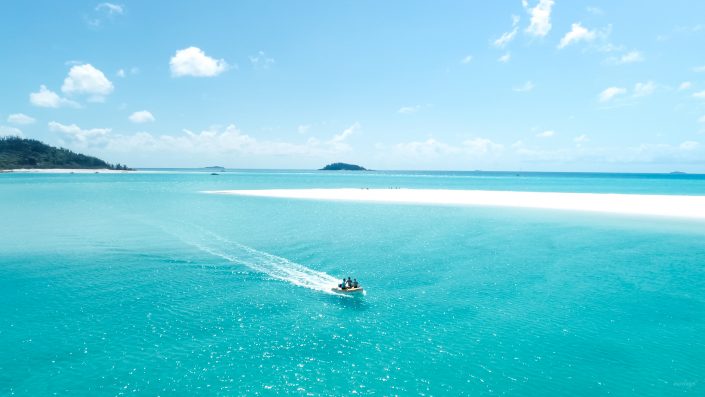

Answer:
[204,188,705,220]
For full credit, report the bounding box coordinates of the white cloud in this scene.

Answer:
[558,23,597,49]
[617,50,644,64]
[297,124,311,134]
[48,121,111,144]
[96,3,124,15]
[599,86,626,102]
[463,138,505,154]
[398,105,421,114]
[698,115,705,123]
[513,81,535,92]
[395,139,456,157]
[680,141,699,151]
[7,113,36,125]
[586,6,604,15]
[536,130,555,138]
[513,140,705,165]
[692,65,705,73]
[523,0,555,37]
[679,81,692,91]
[692,90,705,99]
[0,126,23,137]
[597,41,623,53]
[574,134,589,143]
[29,85,79,108]
[88,2,124,27]
[86,123,359,158]
[633,81,655,97]
[493,15,520,48]
[329,122,359,148]
[395,137,503,158]
[116,67,139,78]
[498,52,511,63]
[128,110,155,123]
[249,51,275,69]
[460,55,473,64]
[61,64,114,102]
[170,47,228,77]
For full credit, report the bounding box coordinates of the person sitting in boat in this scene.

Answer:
[339,278,347,290]
[352,278,359,288]
[346,277,353,288]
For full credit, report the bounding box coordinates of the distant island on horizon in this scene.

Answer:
[0,137,131,171]
[319,162,367,171]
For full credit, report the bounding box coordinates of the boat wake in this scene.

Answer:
[168,225,341,294]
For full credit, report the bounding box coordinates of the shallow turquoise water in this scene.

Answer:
[2,171,705,395]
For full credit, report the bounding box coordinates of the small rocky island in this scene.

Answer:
[0,136,131,170]
[319,162,367,171]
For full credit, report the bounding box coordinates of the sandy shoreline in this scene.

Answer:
[204,188,705,220]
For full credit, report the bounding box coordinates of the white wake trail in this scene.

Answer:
[173,226,341,294]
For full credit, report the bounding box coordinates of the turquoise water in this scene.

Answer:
[2,171,705,395]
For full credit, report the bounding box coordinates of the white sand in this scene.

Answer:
[204,188,705,220]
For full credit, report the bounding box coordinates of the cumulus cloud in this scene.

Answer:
[128,110,155,123]
[87,2,124,27]
[523,0,555,37]
[498,52,511,63]
[460,55,473,64]
[698,115,705,124]
[679,81,692,91]
[493,15,520,48]
[297,124,311,134]
[618,50,644,64]
[7,113,36,125]
[61,64,114,102]
[55,122,360,159]
[633,81,655,97]
[463,138,505,154]
[249,51,275,69]
[170,47,228,77]
[398,105,421,114]
[586,6,604,15]
[29,85,79,108]
[605,50,645,65]
[574,134,589,144]
[513,81,535,92]
[328,122,359,151]
[514,140,705,165]
[536,130,555,138]
[680,141,699,150]
[48,121,111,144]
[692,90,705,99]
[0,126,23,137]
[599,86,626,102]
[394,137,503,158]
[692,65,705,73]
[96,3,123,15]
[558,23,597,49]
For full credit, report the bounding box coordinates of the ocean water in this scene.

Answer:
[1,170,704,396]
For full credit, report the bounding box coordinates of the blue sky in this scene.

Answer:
[2,1,705,171]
